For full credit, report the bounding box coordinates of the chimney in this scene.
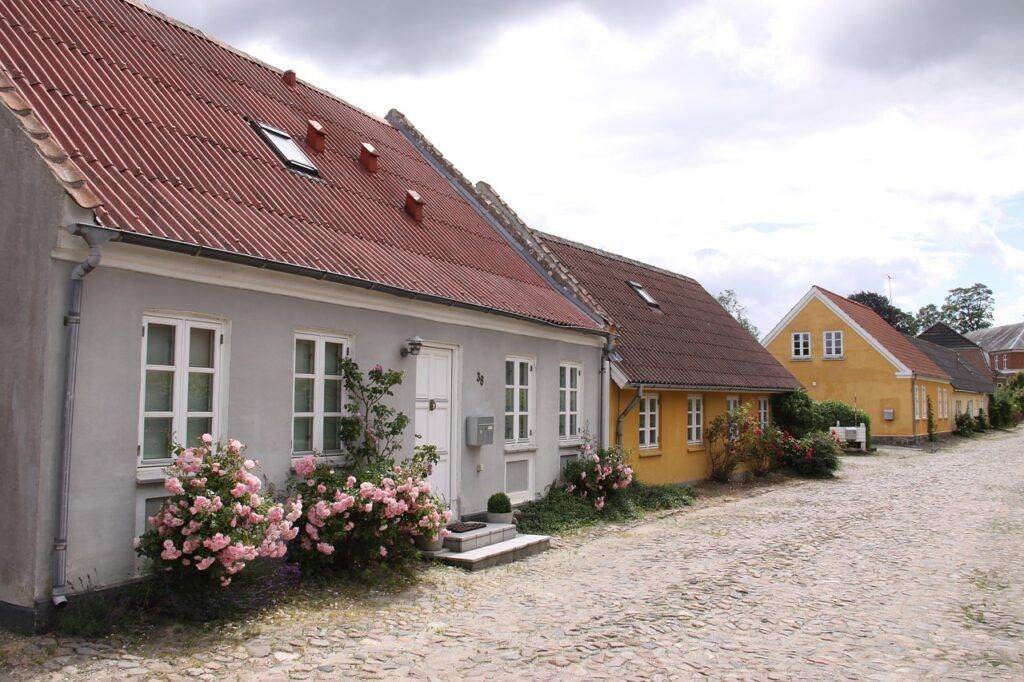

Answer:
[306,120,326,153]
[282,69,297,87]
[405,189,425,223]
[359,142,379,173]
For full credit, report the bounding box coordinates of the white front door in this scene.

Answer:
[415,346,454,505]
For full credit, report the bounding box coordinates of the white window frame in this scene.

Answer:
[791,332,811,359]
[504,452,534,505]
[504,356,534,446]
[956,399,962,416]
[558,362,584,443]
[139,315,223,467]
[758,397,770,427]
[913,385,921,421]
[823,330,844,358]
[638,394,660,449]
[292,333,349,455]
[687,394,704,444]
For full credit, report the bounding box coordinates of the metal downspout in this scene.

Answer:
[615,384,645,447]
[599,334,613,449]
[52,223,118,606]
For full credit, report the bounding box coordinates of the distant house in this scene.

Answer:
[763,287,991,444]
[0,0,611,631]
[965,323,1024,388]
[474,182,801,484]
[909,337,996,420]
[918,322,996,384]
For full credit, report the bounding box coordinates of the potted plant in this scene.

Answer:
[486,492,513,524]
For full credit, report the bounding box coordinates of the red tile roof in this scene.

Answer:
[0,0,601,331]
[539,233,801,391]
[814,287,947,378]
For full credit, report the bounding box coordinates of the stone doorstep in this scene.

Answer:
[442,523,517,553]
[424,534,550,571]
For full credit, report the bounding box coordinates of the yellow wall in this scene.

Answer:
[764,297,954,438]
[611,384,771,484]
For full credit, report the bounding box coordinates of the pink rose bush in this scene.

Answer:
[563,442,634,510]
[288,446,451,569]
[135,436,300,586]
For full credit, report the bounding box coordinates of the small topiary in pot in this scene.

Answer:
[487,492,513,524]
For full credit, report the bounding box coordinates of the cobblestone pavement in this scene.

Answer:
[7,430,1024,680]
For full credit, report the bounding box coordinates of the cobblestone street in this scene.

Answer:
[7,429,1024,680]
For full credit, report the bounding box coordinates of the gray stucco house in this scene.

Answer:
[0,0,611,632]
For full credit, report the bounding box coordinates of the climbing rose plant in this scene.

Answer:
[564,441,634,510]
[289,445,451,569]
[134,436,301,586]
[337,357,409,473]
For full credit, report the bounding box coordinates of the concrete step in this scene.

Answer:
[442,522,517,553]
[424,534,550,571]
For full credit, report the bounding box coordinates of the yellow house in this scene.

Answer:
[763,287,992,443]
[535,233,801,484]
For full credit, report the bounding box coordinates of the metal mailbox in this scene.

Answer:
[465,416,494,446]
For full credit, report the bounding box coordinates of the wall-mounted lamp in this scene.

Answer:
[401,336,424,357]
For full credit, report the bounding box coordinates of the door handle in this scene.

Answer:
[429,399,437,411]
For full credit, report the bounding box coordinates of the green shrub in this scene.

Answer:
[705,403,757,482]
[780,431,842,478]
[989,390,1015,428]
[516,483,694,535]
[954,412,976,436]
[926,397,936,442]
[746,423,783,477]
[812,400,872,448]
[487,492,511,514]
[975,409,989,432]
[771,390,815,438]
[563,444,634,508]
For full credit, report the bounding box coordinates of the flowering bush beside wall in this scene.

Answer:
[564,442,634,509]
[779,431,842,478]
[288,444,450,570]
[134,436,300,586]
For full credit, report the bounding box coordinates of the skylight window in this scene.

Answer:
[628,281,659,308]
[252,122,319,176]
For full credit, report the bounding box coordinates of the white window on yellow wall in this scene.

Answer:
[791,332,811,358]
[823,330,844,358]
[638,394,659,448]
[139,315,223,465]
[726,396,740,413]
[913,385,921,421]
[687,395,704,444]
[758,397,769,427]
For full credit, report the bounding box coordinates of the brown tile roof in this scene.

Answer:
[815,287,947,378]
[538,233,801,391]
[0,0,601,331]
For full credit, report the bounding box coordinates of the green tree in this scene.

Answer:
[916,303,943,330]
[715,289,760,339]
[847,291,920,335]
[940,283,994,333]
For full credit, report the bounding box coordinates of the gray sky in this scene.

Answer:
[149,0,1024,332]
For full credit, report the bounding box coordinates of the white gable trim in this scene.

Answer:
[761,288,912,377]
[610,362,629,388]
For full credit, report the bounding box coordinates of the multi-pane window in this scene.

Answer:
[638,394,659,448]
[823,330,844,358]
[140,316,222,464]
[293,334,347,454]
[758,397,770,427]
[726,396,740,413]
[792,332,811,358]
[558,363,582,441]
[505,357,533,444]
[687,395,704,444]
